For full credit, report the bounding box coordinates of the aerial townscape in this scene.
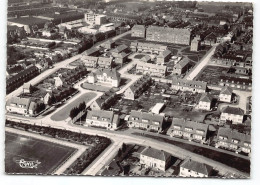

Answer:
[5,0,253,179]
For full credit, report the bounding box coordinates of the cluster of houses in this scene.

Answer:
[84,89,120,130]
[139,146,213,177]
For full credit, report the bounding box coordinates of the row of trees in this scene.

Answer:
[69,102,86,120]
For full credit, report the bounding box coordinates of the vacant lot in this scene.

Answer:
[51,92,97,121]
[5,132,76,174]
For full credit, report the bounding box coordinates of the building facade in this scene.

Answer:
[220,106,244,124]
[136,62,167,77]
[140,147,171,171]
[88,68,121,87]
[131,25,146,38]
[171,78,207,93]
[167,118,208,143]
[219,86,233,103]
[128,111,164,133]
[179,159,213,177]
[85,110,119,130]
[146,26,191,45]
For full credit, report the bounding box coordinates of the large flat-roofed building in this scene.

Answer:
[85,110,119,130]
[171,78,207,93]
[146,26,191,45]
[216,127,251,154]
[84,13,107,25]
[136,61,167,77]
[128,111,165,133]
[131,25,146,38]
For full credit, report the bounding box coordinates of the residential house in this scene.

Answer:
[172,59,190,75]
[136,62,167,77]
[198,93,212,111]
[83,47,100,56]
[130,42,168,54]
[216,127,251,154]
[98,57,113,69]
[171,78,207,93]
[131,25,146,38]
[23,83,32,94]
[85,110,119,130]
[124,74,152,100]
[40,91,52,105]
[6,66,40,94]
[179,158,213,177]
[110,44,128,56]
[219,86,233,103]
[140,147,171,171]
[112,52,128,66]
[6,97,39,116]
[128,111,164,133]
[219,76,252,91]
[167,118,209,143]
[81,55,99,68]
[91,90,116,110]
[54,76,64,87]
[203,32,217,46]
[101,39,116,49]
[157,50,171,64]
[220,106,244,124]
[88,68,121,87]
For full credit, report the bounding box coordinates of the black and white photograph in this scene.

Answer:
[2,0,256,182]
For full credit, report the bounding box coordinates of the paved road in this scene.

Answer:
[5,115,250,178]
[82,140,123,176]
[184,43,219,80]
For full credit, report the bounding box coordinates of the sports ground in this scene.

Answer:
[5,132,76,174]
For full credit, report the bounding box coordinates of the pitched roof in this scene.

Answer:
[6,97,31,109]
[174,59,190,69]
[172,77,207,91]
[28,101,38,112]
[95,68,121,80]
[221,106,244,115]
[86,110,118,124]
[23,83,31,90]
[220,86,233,95]
[137,61,167,71]
[83,47,99,56]
[168,118,208,136]
[112,44,128,53]
[217,127,251,146]
[180,158,213,176]
[199,93,212,103]
[132,24,145,30]
[130,110,164,126]
[158,49,171,58]
[128,74,151,93]
[141,147,171,161]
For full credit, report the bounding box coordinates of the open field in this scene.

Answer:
[5,132,76,174]
[50,92,97,121]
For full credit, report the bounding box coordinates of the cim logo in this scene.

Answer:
[16,159,41,169]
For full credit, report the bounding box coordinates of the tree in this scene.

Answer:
[117,149,122,158]
[70,108,77,119]
[79,102,86,111]
[122,143,126,152]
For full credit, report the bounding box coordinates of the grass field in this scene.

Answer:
[51,92,97,121]
[5,132,76,174]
